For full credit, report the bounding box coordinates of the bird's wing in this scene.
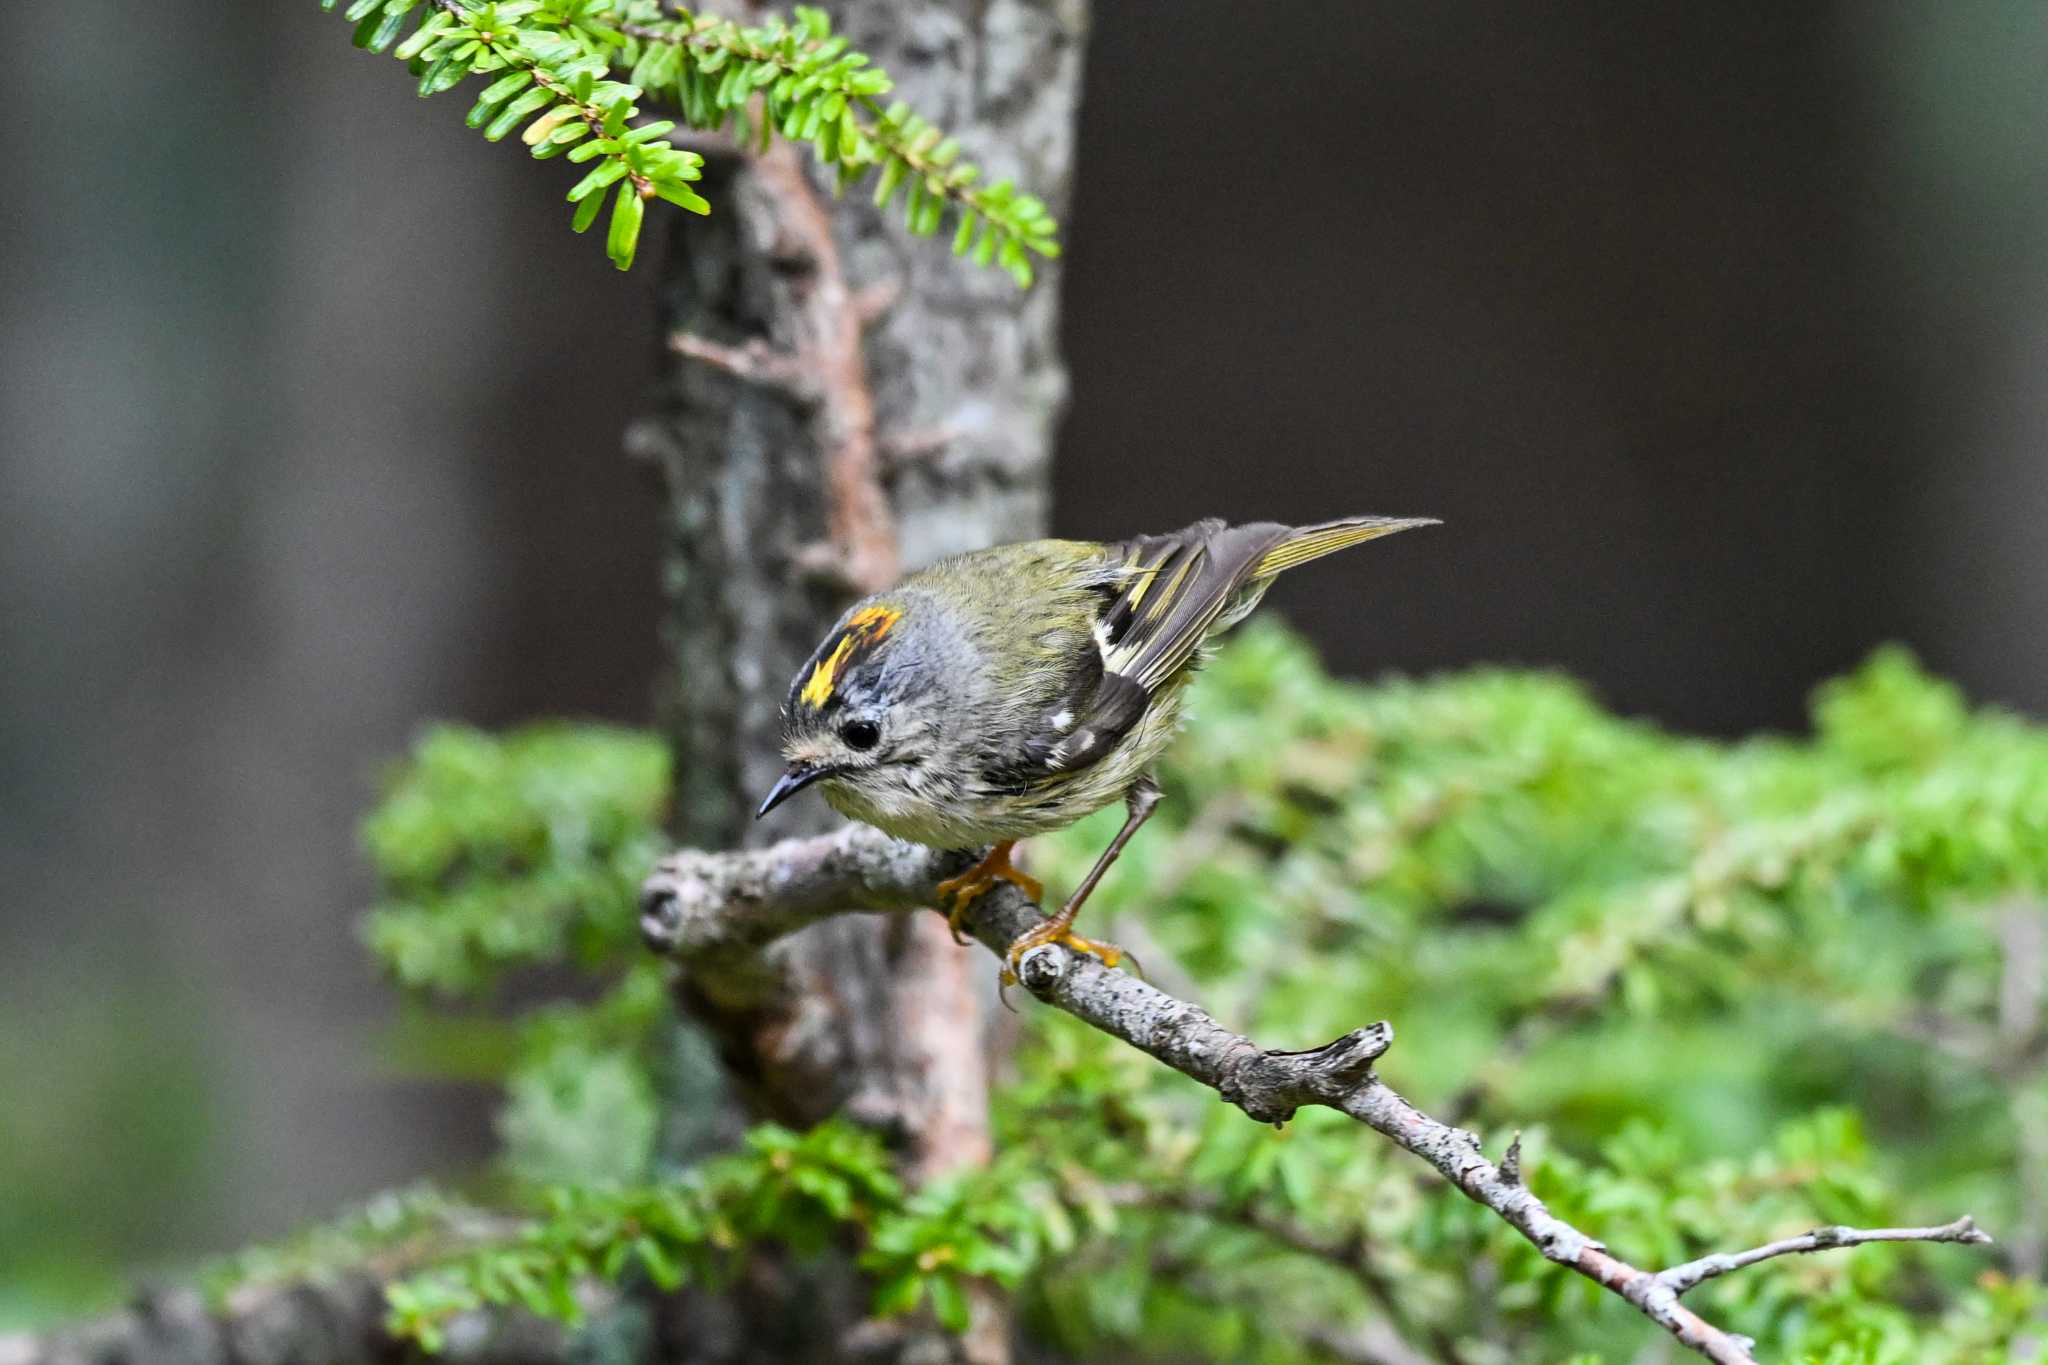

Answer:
[1094,519,1298,692]
[1000,517,1435,782]
[1001,520,1293,779]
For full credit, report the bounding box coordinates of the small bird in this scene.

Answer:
[757,515,1438,979]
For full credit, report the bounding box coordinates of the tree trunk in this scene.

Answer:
[626,1,1089,1359]
[1,7,1089,1363]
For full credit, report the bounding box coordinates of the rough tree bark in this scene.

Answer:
[622,2,1089,1360]
[639,0,1083,1120]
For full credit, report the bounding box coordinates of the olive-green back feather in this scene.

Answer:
[861,516,1435,791]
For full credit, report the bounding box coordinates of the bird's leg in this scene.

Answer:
[1004,778,1161,979]
[934,840,1043,945]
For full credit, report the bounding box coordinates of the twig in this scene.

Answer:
[877,424,957,470]
[639,826,1996,1365]
[667,332,806,389]
[1654,1218,1990,1298]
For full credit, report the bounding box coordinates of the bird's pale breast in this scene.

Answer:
[821,679,1187,850]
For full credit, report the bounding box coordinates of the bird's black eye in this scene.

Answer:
[840,719,881,751]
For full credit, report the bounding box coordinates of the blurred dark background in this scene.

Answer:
[4,0,2045,1323]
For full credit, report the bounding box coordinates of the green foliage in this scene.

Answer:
[378,1124,896,1348]
[325,0,1060,281]
[361,722,673,1196]
[362,722,667,995]
[0,972,214,1328]
[203,1186,492,1305]
[498,1037,659,1187]
[379,1121,1069,1348]
[222,630,2048,1360]
[1005,626,2048,1361]
[341,1116,1104,1347]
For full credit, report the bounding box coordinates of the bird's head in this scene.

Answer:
[757,599,957,820]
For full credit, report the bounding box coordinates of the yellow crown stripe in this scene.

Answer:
[799,606,903,708]
[846,605,903,634]
[800,635,857,707]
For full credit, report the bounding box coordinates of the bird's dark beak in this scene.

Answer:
[756,762,832,819]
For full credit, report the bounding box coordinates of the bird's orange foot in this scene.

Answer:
[1001,919,1129,982]
[935,841,1043,946]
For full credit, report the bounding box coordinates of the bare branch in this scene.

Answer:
[852,278,903,331]
[1655,1217,1991,1298]
[667,331,808,392]
[877,424,958,470]
[639,826,1997,1365]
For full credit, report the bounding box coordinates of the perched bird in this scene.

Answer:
[757,515,1438,978]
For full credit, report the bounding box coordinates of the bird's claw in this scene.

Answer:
[935,842,1042,946]
[943,894,976,946]
[994,930,1142,1010]
[1001,926,1134,978]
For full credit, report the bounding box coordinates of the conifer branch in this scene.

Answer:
[614,6,1058,284]
[330,0,712,268]
[638,825,1998,1365]
[324,0,1060,280]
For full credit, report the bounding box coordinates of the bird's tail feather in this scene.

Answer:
[1252,515,1440,578]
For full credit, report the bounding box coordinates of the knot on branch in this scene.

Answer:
[637,864,693,954]
[1218,1025,1394,1125]
[1501,1131,1525,1187]
[1015,943,1068,994]
[639,882,683,953]
[639,848,778,957]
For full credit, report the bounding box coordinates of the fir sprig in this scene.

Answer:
[330,0,708,268]
[323,0,1060,281]
[376,1122,1051,1347]
[615,5,1059,284]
